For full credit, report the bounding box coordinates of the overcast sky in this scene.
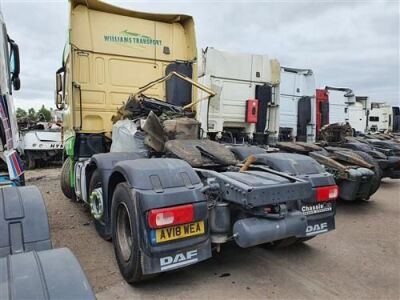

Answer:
[1,0,399,110]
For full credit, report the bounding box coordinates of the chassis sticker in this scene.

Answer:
[301,203,332,216]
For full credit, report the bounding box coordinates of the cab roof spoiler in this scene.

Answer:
[71,0,193,24]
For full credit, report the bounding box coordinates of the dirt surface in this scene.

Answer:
[26,168,400,299]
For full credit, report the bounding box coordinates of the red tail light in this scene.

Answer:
[316,185,339,202]
[148,204,194,229]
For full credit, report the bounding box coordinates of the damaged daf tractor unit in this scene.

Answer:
[55,1,337,284]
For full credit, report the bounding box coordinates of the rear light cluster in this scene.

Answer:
[147,204,194,229]
[316,185,339,202]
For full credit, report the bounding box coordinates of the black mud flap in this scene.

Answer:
[141,239,212,274]
[113,158,212,275]
[300,200,336,237]
[303,213,335,237]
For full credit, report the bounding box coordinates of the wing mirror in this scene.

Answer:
[8,38,20,91]
[55,67,65,109]
[56,67,64,93]
[55,91,64,110]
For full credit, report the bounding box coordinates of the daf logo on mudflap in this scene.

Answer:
[306,222,328,236]
[160,250,198,271]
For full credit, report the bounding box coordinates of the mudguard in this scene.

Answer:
[384,156,400,178]
[229,145,267,161]
[91,152,146,171]
[338,168,373,201]
[90,152,145,236]
[255,152,335,187]
[110,158,212,274]
[112,158,202,194]
[0,248,95,300]
[230,146,335,191]
[0,186,52,258]
[374,156,400,178]
[254,153,325,175]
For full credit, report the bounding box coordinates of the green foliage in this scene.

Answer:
[17,106,53,122]
[16,107,27,119]
[28,108,36,120]
[37,105,52,122]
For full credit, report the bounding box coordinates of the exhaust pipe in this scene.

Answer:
[233,212,307,248]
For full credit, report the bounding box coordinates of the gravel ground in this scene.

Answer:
[26,168,400,299]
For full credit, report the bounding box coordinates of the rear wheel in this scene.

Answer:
[353,151,382,199]
[89,169,111,240]
[111,182,149,283]
[60,157,75,199]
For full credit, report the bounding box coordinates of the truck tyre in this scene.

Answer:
[111,182,149,283]
[61,157,74,199]
[25,151,36,169]
[89,169,111,241]
[353,151,382,199]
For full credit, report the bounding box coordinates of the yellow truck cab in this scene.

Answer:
[56,0,197,154]
[56,0,197,196]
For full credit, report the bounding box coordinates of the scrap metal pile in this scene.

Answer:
[111,79,237,168]
[319,123,400,179]
[274,123,400,201]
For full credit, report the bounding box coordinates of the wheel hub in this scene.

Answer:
[89,188,104,220]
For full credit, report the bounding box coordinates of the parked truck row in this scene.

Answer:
[52,0,342,283]
[0,0,395,297]
[279,68,399,141]
[53,0,399,285]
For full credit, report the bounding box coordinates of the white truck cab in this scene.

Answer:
[197,47,281,144]
[279,67,316,143]
[368,102,393,132]
[324,87,368,134]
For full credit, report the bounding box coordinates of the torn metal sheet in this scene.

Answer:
[142,111,166,152]
[165,139,237,167]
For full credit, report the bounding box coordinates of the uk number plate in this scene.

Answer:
[156,221,205,243]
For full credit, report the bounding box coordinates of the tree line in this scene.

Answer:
[16,105,53,122]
